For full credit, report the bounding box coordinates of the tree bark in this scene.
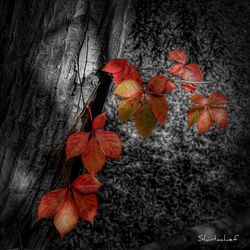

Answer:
[0,0,136,248]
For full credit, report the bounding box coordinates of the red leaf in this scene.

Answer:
[210,107,229,129]
[95,130,122,159]
[188,91,229,135]
[169,64,184,76]
[181,83,197,93]
[168,50,187,64]
[147,75,176,94]
[66,132,90,160]
[164,79,176,93]
[102,59,128,74]
[103,59,142,85]
[53,192,79,237]
[125,63,143,84]
[92,112,106,130]
[37,188,67,220]
[147,76,167,93]
[208,92,228,105]
[81,136,106,174]
[182,64,203,82]
[73,191,98,224]
[149,95,168,124]
[190,94,208,106]
[198,108,212,135]
[72,174,102,194]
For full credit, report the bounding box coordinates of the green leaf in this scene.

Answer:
[187,106,203,127]
[118,96,141,123]
[135,100,157,139]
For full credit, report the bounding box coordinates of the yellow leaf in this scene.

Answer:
[114,80,143,98]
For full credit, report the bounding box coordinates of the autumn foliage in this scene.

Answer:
[66,112,122,174]
[38,174,102,237]
[188,92,229,135]
[37,50,229,237]
[103,50,228,138]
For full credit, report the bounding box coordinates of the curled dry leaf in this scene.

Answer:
[37,174,102,237]
[188,92,229,135]
[66,112,122,174]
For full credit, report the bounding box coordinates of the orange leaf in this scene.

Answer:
[198,108,212,135]
[53,192,79,237]
[73,191,98,224]
[135,100,157,138]
[187,106,203,127]
[182,64,203,82]
[190,94,208,106]
[168,50,187,64]
[169,64,184,76]
[114,80,143,98]
[210,107,229,129]
[95,130,122,159]
[37,188,67,220]
[181,83,197,93]
[81,136,106,174]
[208,92,228,105]
[118,95,141,123]
[149,95,168,124]
[72,174,102,194]
[66,132,90,160]
[92,112,106,130]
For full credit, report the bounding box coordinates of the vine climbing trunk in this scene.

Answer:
[0,0,137,248]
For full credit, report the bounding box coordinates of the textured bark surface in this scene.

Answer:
[0,0,136,249]
[1,0,250,250]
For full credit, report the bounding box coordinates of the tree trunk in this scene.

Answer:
[0,0,136,248]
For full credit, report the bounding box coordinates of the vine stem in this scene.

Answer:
[87,105,93,128]
[140,67,215,84]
